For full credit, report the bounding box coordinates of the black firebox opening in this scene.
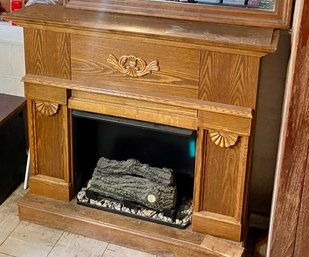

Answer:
[72,110,196,209]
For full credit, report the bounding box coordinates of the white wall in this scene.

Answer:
[0,23,25,97]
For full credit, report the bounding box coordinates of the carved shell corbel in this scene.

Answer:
[107,54,159,78]
[35,101,59,116]
[209,130,239,148]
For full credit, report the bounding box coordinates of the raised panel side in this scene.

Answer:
[199,51,260,108]
[24,28,71,79]
[194,50,259,241]
[25,83,71,201]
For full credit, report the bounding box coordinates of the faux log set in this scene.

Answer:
[88,157,177,211]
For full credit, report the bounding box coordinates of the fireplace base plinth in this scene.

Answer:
[18,193,244,257]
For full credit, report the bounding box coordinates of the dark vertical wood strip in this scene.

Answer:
[294,159,309,257]
[269,0,309,255]
[27,99,38,175]
[193,129,206,212]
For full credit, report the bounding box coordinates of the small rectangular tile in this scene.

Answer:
[103,244,156,257]
[0,212,20,245]
[0,253,16,257]
[0,221,63,257]
[47,232,108,257]
[0,184,27,216]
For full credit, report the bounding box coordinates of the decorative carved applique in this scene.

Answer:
[107,54,159,78]
[35,101,59,116]
[209,130,239,148]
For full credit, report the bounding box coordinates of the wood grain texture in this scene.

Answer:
[199,51,260,108]
[29,175,72,201]
[196,50,260,240]
[192,211,241,241]
[71,34,199,99]
[66,0,293,29]
[25,83,68,105]
[24,28,71,79]
[199,135,248,222]
[24,82,72,197]
[69,96,198,130]
[198,110,251,136]
[202,134,241,217]
[18,192,244,257]
[34,104,67,179]
[294,164,309,257]
[193,129,251,237]
[269,0,309,255]
[234,137,250,221]
[22,75,252,120]
[4,5,278,55]
[193,129,206,212]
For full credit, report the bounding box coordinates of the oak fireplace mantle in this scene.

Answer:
[5,4,279,257]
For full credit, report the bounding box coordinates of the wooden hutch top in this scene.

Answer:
[65,0,293,28]
[7,4,278,55]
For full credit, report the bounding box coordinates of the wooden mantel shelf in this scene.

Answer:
[4,4,278,55]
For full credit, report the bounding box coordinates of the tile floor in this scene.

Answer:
[0,185,157,257]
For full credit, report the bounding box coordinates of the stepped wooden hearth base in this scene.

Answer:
[18,193,244,257]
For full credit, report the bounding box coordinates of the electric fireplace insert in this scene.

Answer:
[73,110,196,228]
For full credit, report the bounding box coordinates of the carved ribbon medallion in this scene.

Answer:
[107,54,160,78]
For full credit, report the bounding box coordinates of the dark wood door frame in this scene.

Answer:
[268,0,309,256]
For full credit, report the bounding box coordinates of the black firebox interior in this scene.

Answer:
[72,110,196,204]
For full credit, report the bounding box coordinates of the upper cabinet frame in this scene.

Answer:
[65,0,294,29]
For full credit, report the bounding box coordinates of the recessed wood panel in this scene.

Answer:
[34,105,68,179]
[71,34,199,99]
[203,134,241,217]
[24,28,71,79]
